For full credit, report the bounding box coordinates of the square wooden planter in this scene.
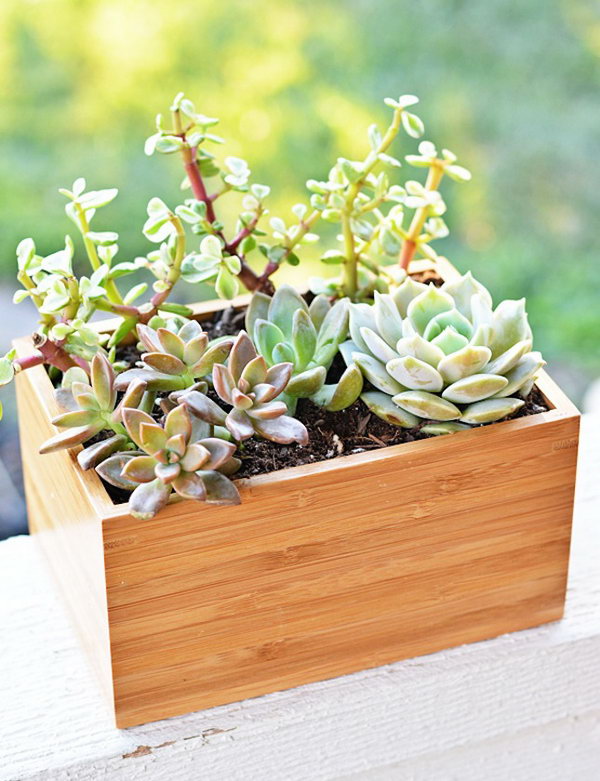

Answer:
[14,261,580,728]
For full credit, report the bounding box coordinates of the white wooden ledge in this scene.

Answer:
[2,415,599,781]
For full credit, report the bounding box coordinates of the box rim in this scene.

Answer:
[12,259,580,522]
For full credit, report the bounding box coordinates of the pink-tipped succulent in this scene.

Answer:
[39,352,146,469]
[114,320,233,393]
[179,331,309,445]
[97,405,240,520]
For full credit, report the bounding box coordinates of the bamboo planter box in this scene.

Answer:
[14,261,580,729]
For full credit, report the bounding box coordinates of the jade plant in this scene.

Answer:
[343,272,545,433]
[0,89,551,521]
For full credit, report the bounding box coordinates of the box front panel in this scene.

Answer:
[102,411,579,728]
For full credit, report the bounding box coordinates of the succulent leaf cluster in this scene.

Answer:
[115,321,233,393]
[97,405,240,520]
[39,353,146,465]
[178,331,309,445]
[344,272,545,432]
[244,285,363,411]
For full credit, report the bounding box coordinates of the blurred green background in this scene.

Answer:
[0,0,599,534]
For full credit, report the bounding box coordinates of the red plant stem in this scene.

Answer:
[22,334,91,374]
[13,353,44,371]
[399,239,417,270]
[225,213,261,254]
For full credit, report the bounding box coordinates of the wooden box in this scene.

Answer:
[14,262,580,728]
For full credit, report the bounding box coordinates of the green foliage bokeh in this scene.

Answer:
[0,0,598,395]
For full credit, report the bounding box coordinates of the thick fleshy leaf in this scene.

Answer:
[51,408,100,428]
[253,414,309,445]
[142,352,187,376]
[129,478,172,520]
[489,299,532,360]
[114,368,187,393]
[136,324,163,353]
[353,352,404,395]
[485,339,532,376]
[308,295,331,331]
[442,373,508,404]
[139,422,168,454]
[155,462,181,483]
[91,353,116,410]
[349,303,377,354]
[423,308,472,341]
[197,470,241,505]
[437,346,492,384]
[246,400,288,420]
[493,352,545,398]
[391,277,427,318]
[189,340,233,378]
[166,433,187,457]
[232,388,253,410]
[441,272,492,319]
[292,309,317,371]
[61,366,89,389]
[157,328,185,359]
[226,408,255,441]
[183,333,209,367]
[392,391,461,421]
[406,286,454,335]
[311,365,363,412]
[122,455,158,483]
[396,334,445,367]
[373,291,404,349]
[199,437,237,470]
[229,331,257,383]
[421,421,471,435]
[240,355,268,388]
[53,387,79,413]
[254,319,286,365]
[313,298,350,366]
[165,404,192,441]
[460,397,525,425]
[96,453,141,490]
[212,364,235,404]
[39,423,103,454]
[360,326,398,363]
[285,366,326,398]
[386,356,444,392]
[272,342,296,364]
[361,391,419,428]
[179,391,227,425]
[177,320,203,343]
[268,284,307,338]
[245,291,271,337]
[119,377,147,411]
[70,382,98,409]
[172,471,207,500]
[265,363,293,396]
[122,408,157,448]
[338,339,360,367]
[469,323,493,348]
[77,434,128,470]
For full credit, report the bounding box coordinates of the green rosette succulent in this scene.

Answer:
[245,284,363,412]
[114,320,233,393]
[342,272,545,432]
[97,405,240,520]
[178,331,309,445]
[38,352,147,468]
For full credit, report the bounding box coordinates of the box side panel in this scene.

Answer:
[104,411,579,727]
[15,368,114,710]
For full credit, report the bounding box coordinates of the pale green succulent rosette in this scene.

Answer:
[245,284,363,412]
[342,272,545,433]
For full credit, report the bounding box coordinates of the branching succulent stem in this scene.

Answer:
[399,164,445,270]
[74,202,123,305]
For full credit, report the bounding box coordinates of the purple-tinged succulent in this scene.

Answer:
[38,352,146,467]
[114,320,233,393]
[96,405,240,520]
[179,331,309,445]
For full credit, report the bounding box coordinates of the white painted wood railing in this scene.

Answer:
[1,415,599,781]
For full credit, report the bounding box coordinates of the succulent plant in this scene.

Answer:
[114,320,233,393]
[178,331,309,445]
[343,272,545,431]
[38,352,146,464]
[245,284,363,412]
[96,405,240,520]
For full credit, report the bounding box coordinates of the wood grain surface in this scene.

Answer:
[13,259,581,728]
